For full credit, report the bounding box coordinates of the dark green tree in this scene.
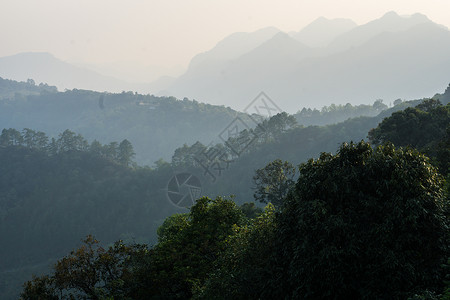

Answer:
[21,235,147,300]
[253,159,296,207]
[0,128,23,146]
[57,129,88,152]
[171,141,206,167]
[268,141,449,299]
[369,100,450,175]
[89,139,104,156]
[368,100,449,149]
[118,139,135,166]
[133,196,246,299]
[196,204,276,300]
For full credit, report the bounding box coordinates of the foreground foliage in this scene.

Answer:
[269,142,449,299]
[21,142,449,299]
[21,197,246,299]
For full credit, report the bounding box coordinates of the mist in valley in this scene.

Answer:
[0,1,449,299]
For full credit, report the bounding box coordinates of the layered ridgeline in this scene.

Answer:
[0,77,251,165]
[1,84,449,299]
[17,101,450,299]
[166,12,450,112]
[0,129,186,299]
[2,13,449,113]
[0,77,406,166]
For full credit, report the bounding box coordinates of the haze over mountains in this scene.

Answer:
[290,17,357,47]
[167,11,450,112]
[0,11,449,112]
[0,52,163,94]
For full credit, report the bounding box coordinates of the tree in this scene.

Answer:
[118,139,135,166]
[21,235,147,299]
[268,141,449,299]
[135,196,246,299]
[196,204,276,300]
[103,142,118,160]
[373,99,388,111]
[253,159,296,207]
[253,112,298,143]
[21,275,58,300]
[57,130,88,152]
[89,139,104,156]
[368,100,449,149]
[22,128,37,149]
[0,128,23,146]
[172,141,206,167]
[47,137,59,155]
[369,100,450,175]
[21,129,48,150]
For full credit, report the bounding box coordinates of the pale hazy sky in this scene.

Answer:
[1,0,450,71]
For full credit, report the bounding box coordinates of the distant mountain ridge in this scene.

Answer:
[0,52,160,94]
[326,11,435,53]
[1,12,449,112]
[165,11,450,112]
[290,17,357,47]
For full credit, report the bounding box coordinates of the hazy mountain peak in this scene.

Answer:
[271,31,299,42]
[1,52,58,66]
[245,31,309,56]
[327,11,435,53]
[380,11,400,19]
[0,52,155,93]
[381,11,427,22]
[292,17,357,47]
[409,12,429,20]
[188,27,281,69]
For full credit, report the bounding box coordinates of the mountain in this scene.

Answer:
[188,26,281,69]
[1,82,447,299]
[0,52,156,94]
[279,22,450,110]
[291,16,357,47]
[165,12,450,112]
[327,11,436,53]
[0,77,253,166]
[165,27,280,103]
[74,60,184,83]
[168,32,311,109]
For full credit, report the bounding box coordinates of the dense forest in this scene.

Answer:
[21,133,450,299]
[0,77,425,165]
[0,79,449,299]
[0,77,252,165]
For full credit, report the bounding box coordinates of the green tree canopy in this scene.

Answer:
[197,204,276,300]
[368,99,450,175]
[131,196,246,299]
[21,235,147,300]
[253,159,296,207]
[269,141,449,299]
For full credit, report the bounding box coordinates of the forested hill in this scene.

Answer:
[172,95,449,203]
[0,130,183,298]
[0,77,250,165]
[1,81,449,298]
[3,77,448,166]
[1,96,449,298]
[0,77,57,99]
[14,100,450,299]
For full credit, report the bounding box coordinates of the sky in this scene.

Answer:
[1,0,450,78]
